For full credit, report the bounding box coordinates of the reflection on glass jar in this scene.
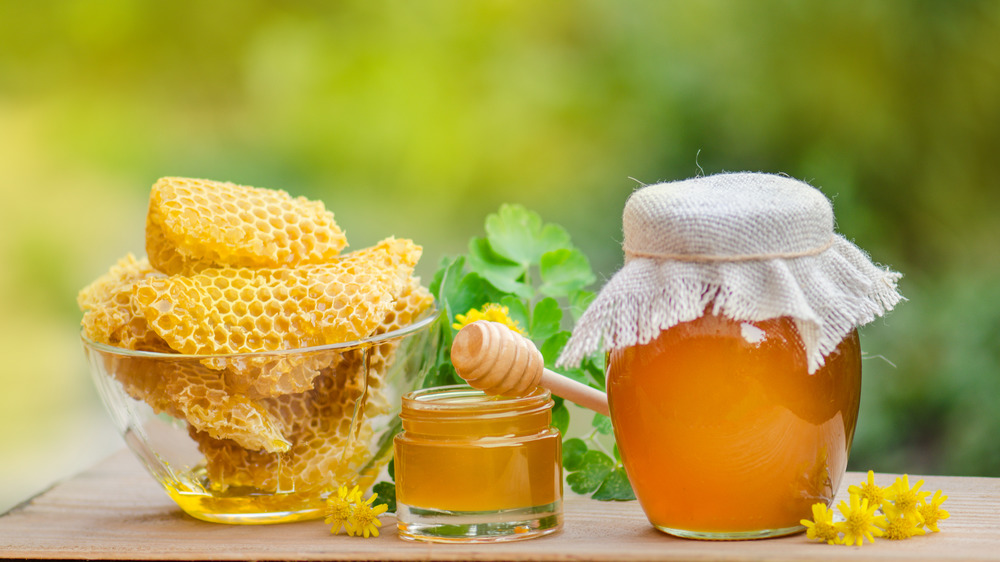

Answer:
[607,313,861,540]
[394,385,563,543]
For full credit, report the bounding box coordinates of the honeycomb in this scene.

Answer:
[190,279,434,492]
[359,278,434,416]
[132,237,420,356]
[146,177,348,275]
[77,253,169,351]
[168,362,290,452]
[79,177,435,497]
[189,364,370,492]
[131,237,421,398]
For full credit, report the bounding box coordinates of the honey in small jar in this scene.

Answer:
[393,385,563,542]
[557,172,903,539]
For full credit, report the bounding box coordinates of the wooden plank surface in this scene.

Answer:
[1,449,999,561]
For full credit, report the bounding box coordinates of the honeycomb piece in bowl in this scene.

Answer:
[191,277,435,492]
[77,253,170,352]
[133,237,420,356]
[79,256,290,452]
[190,363,368,491]
[131,237,422,397]
[146,177,349,275]
[162,361,290,452]
[98,355,290,453]
[359,277,435,416]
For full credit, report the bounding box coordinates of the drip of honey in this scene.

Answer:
[607,313,861,536]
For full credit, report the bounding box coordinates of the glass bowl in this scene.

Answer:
[81,308,440,524]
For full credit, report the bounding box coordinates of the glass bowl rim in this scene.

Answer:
[80,305,441,360]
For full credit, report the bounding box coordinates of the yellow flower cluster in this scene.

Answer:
[802,471,950,546]
[325,485,390,538]
[453,303,525,334]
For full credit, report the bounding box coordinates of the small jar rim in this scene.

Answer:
[80,306,440,360]
[402,384,551,414]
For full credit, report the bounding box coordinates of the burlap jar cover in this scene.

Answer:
[557,172,903,374]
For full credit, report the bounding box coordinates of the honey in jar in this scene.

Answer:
[556,172,903,539]
[393,385,563,542]
[607,312,861,538]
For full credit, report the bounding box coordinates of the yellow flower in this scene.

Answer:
[346,492,390,538]
[801,502,841,545]
[917,490,950,533]
[325,485,363,534]
[453,303,525,334]
[876,502,926,540]
[802,469,949,546]
[848,470,887,512]
[885,474,931,518]
[837,494,884,546]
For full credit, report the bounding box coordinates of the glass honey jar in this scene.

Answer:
[607,313,861,538]
[557,172,902,539]
[393,384,563,542]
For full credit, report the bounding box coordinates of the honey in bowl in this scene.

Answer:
[607,312,861,538]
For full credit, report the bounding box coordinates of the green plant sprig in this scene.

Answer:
[414,203,634,502]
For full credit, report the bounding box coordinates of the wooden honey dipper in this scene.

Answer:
[450,320,610,417]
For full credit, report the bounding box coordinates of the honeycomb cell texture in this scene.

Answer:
[146,177,348,275]
[105,356,289,453]
[189,364,369,491]
[132,237,422,356]
[77,253,171,352]
[190,279,434,492]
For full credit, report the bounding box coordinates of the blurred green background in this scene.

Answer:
[2,1,998,513]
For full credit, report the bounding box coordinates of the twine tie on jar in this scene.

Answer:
[622,235,836,264]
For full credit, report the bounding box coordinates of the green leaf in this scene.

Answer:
[422,363,461,388]
[613,443,621,462]
[591,412,614,435]
[485,204,572,267]
[540,331,571,368]
[448,272,506,324]
[582,355,607,390]
[568,289,596,322]
[423,524,472,536]
[551,400,570,435]
[372,481,397,513]
[429,255,465,313]
[388,458,395,480]
[540,332,594,385]
[530,298,562,342]
[539,248,596,298]
[591,467,636,501]
[566,450,614,495]
[500,295,530,334]
[562,438,587,471]
[467,237,532,298]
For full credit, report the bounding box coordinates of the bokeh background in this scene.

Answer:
[2,1,998,513]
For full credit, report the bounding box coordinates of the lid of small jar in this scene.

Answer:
[557,172,903,374]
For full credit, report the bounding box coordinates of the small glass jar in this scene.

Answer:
[393,385,563,543]
[606,312,862,540]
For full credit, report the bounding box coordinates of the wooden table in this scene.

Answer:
[2,450,998,561]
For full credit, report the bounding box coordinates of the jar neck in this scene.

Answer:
[399,385,553,439]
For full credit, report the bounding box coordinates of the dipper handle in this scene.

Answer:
[451,321,610,417]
